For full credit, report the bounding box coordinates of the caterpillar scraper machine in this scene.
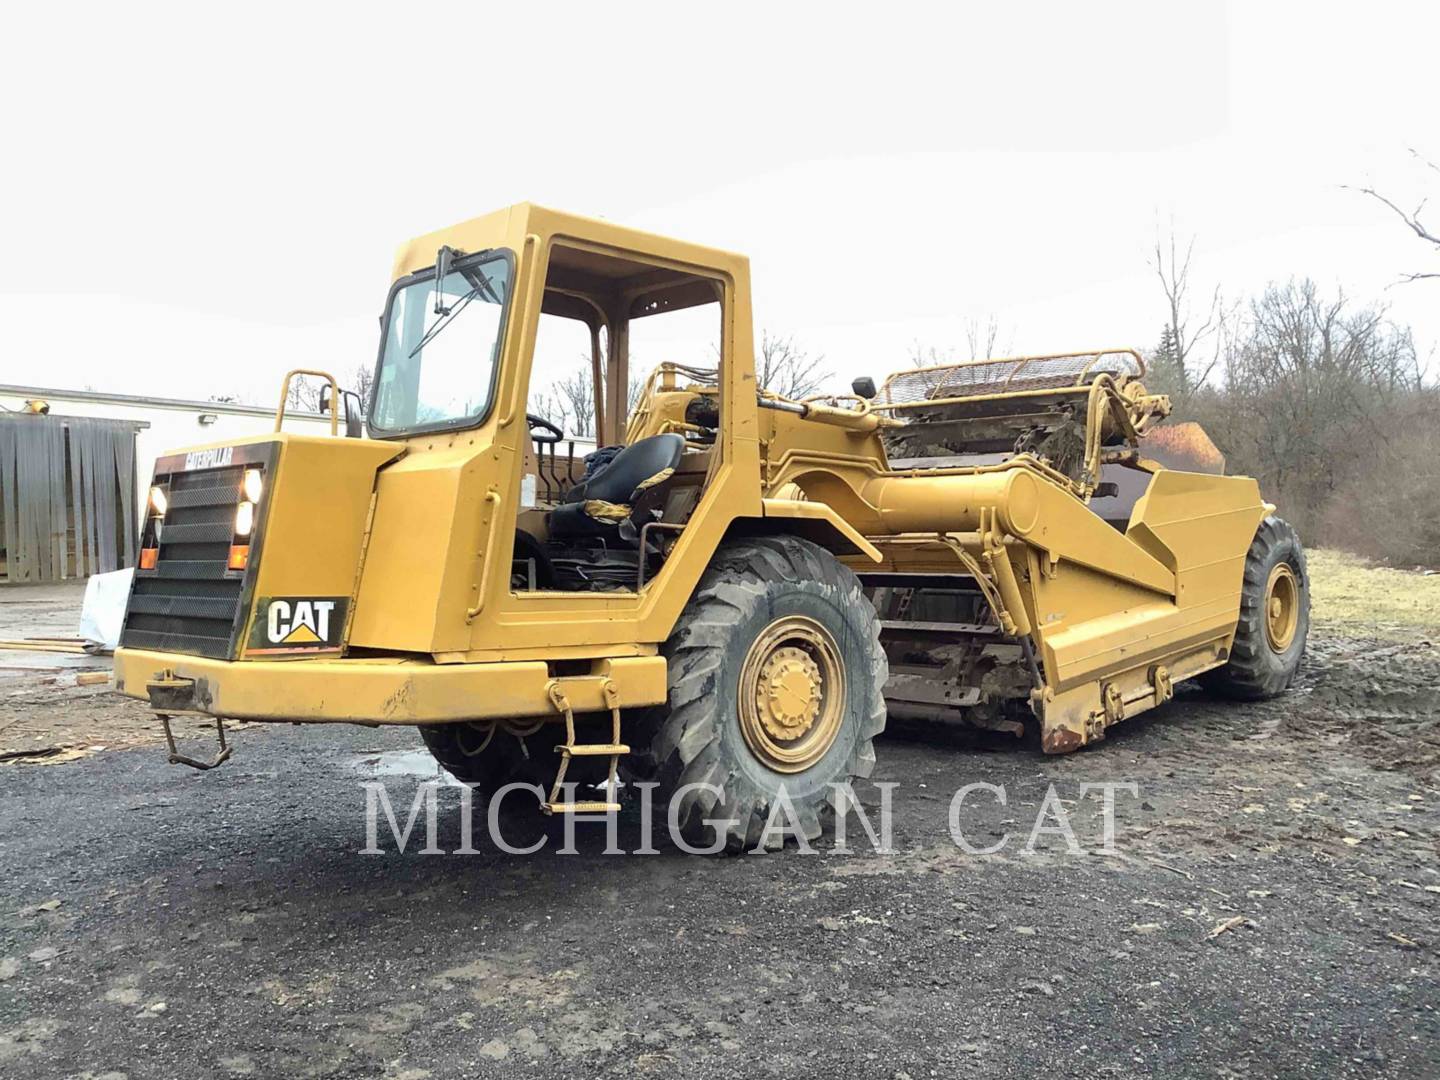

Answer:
[115,204,1310,852]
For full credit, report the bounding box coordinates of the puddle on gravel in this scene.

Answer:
[351,749,467,786]
[349,749,622,797]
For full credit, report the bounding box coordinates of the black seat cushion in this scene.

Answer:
[563,433,685,505]
[548,502,614,538]
[550,433,685,540]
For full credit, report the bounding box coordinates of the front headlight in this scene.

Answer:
[149,486,168,516]
[243,468,263,503]
[235,500,255,537]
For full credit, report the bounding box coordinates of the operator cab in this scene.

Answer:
[361,214,731,605]
[514,244,724,593]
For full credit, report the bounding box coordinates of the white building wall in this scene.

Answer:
[0,386,335,524]
[3,384,609,536]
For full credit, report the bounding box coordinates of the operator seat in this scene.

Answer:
[548,433,685,540]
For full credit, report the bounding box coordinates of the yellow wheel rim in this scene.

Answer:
[1263,563,1300,652]
[738,615,845,774]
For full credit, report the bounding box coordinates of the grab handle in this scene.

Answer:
[465,490,505,621]
[275,369,340,436]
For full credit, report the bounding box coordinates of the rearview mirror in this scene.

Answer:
[852,376,877,400]
[318,383,332,414]
[342,390,364,438]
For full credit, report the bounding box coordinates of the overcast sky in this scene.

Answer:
[1,2,1435,409]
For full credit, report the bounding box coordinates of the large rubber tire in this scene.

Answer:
[1201,515,1310,700]
[646,536,888,853]
[418,725,607,794]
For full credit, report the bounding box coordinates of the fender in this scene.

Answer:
[753,498,883,562]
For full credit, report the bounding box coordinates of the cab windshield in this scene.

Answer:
[370,250,512,434]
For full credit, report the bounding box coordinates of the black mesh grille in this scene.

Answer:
[121,464,248,658]
[879,351,1145,408]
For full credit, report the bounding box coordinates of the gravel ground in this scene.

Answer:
[2,627,1439,1078]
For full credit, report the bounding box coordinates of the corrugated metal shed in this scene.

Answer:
[0,413,142,582]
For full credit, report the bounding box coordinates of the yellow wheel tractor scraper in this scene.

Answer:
[114,204,1309,850]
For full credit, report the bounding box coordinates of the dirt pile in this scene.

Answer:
[1283,635,1440,780]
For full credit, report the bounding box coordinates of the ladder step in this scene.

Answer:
[557,744,630,757]
[543,801,622,815]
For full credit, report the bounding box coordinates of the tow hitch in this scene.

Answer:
[146,672,232,770]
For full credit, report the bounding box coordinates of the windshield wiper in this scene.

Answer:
[466,264,502,306]
[408,285,481,359]
[406,264,504,360]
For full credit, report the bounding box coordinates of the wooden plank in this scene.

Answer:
[115,424,136,566]
[99,422,118,572]
[47,420,65,579]
[82,421,101,575]
[0,640,88,653]
[92,426,110,576]
[0,422,17,582]
[16,421,42,579]
[70,419,86,579]
[66,424,84,577]
[103,422,119,572]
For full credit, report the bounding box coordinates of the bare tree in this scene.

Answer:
[1197,279,1420,533]
[757,330,830,399]
[529,357,645,442]
[909,316,1012,368]
[908,342,947,368]
[964,315,1010,360]
[350,362,374,409]
[528,386,572,432]
[1150,225,1223,395]
[552,361,596,438]
[625,369,645,415]
[1349,149,1440,284]
[285,375,324,412]
[284,364,374,417]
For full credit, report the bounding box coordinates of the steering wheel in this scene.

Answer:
[526,413,564,444]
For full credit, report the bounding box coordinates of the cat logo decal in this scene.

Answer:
[247,597,348,654]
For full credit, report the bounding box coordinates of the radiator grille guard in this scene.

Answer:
[878,350,1145,411]
[119,442,276,659]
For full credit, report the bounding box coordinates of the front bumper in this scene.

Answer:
[114,649,667,725]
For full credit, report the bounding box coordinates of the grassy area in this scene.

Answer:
[1307,548,1440,641]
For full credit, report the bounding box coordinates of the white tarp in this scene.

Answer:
[78,568,133,653]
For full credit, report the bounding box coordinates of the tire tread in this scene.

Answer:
[1201,515,1309,701]
[648,536,888,853]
